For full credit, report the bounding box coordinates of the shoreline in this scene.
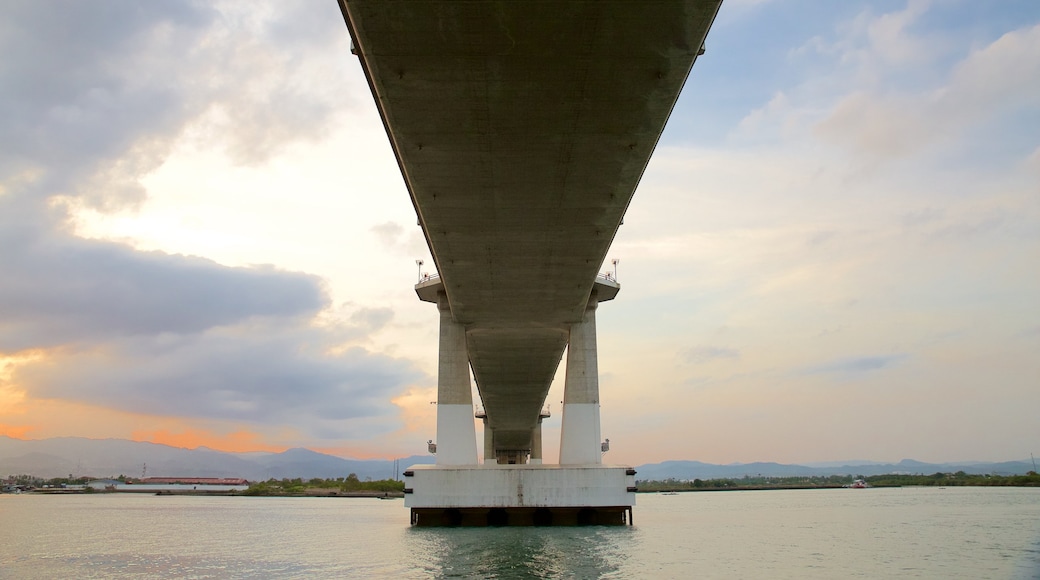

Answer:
[14,489,406,498]
[636,484,894,493]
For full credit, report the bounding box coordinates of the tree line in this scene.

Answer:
[637,471,1040,491]
[3,475,114,487]
[243,474,405,495]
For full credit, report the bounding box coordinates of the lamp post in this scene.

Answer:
[415,259,424,283]
[611,258,619,280]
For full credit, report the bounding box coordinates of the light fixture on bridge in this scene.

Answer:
[611,258,619,280]
[415,259,424,283]
[601,439,610,453]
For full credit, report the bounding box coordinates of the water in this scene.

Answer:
[2,487,1038,578]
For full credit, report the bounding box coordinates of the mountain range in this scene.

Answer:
[0,436,429,482]
[1,436,1034,481]
[632,458,1036,480]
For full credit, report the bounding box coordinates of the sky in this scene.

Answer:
[1,0,1037,466]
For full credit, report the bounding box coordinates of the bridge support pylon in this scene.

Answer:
[559,292,603,465]
[434,292,478,466]
[407,276,634,526]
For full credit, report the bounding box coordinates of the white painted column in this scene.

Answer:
[530,419,543,465]
[559,293,602,465]
[436,293,478,465]
[482,417,495,464]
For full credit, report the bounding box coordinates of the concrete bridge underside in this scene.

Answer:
[338,1,721,458]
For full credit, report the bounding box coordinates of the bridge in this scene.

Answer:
[337,0,722,525]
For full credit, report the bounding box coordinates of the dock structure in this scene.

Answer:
[336,0,723,525]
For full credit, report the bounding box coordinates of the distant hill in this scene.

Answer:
[633,458,1037,480]
[1,436,1033,481]
[0,436,432,481]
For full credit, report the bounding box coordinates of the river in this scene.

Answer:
[2,487,1038,578]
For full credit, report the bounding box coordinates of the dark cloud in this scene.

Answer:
[15,324,426,439]
[0,1,419,438]
[0,1,217,208]
[0,0,354,210]
[0,0,362,353]
[0,214,327,351]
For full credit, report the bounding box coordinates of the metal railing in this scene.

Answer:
[423,272,615,285]
[474,405,551,419]
[417,272,441,283]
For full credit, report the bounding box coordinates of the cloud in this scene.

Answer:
[926,210,1007,241]
[371,222,405,247]
[0,0,427,444]
[681,346,741,364]
[1026,146,1040,175]
[0,0,355,213]
[0,205,418,442]
[815,22,1040,159]
[857,0,936,68]
[1,2,212,210]
[804,354,908,376]
[789,1,941,77]
[736,5,1039,170]
[735,91,808,140]
[0,213,326,351]
[15,323,426,440]
[371,221,428,257]
[719,0,779,16]
[901,207,945,228]
[349,307,394,332]
[807,230,837,247]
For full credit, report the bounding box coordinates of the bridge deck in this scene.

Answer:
[339,0,722,449]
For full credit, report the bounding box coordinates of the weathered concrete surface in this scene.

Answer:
[339,1,722,450]
[559,295,603,465]
[436,293,478,465]
[404,464,634,509]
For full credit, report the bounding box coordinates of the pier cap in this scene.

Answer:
[417,274,619,305]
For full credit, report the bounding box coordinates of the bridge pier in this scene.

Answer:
[409,278,633,525]
[559,292,603,465]
[403,464,635,526]
[482,416,495,464]
[530,417,543,465]
[435,292,478,466]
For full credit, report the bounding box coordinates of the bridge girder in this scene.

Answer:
[339,0,722,450]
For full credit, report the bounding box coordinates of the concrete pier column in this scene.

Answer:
[530,419,543,465]
[559,293,602,465]
[436,293,478,465]
[482,417,495,464]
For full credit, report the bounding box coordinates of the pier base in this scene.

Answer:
[403,464,635,526]
[409,505,631,526]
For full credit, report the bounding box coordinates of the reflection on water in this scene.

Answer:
[406,526,630,578]
[1,488,1038,578]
